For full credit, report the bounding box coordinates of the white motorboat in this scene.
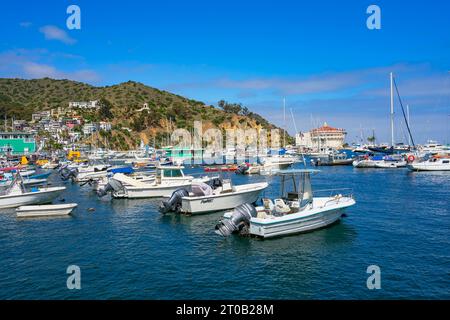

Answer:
[19,169,36,177]
[374,160,407,168]
[235,163,263,175]
[41,162,59,169]
[0,177,47,189]
[160,179,268,214]
[352,158,379,168]
[407,156,450,171]
[373,155,407,168]
[16,203,77,218]
[418,141,450,155]
[353,154,406,168]
[97,166,215,198]
[215,169,355,239]
[261,155,297,171]
[0,175,65,209]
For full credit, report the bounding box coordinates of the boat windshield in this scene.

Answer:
[163,169,183,178]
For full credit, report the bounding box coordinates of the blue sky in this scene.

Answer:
[1,0,449,144]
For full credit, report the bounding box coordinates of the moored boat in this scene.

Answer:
[16,203,77,218]
[160,179,268,214]
[0,175,65,209]
[407,156,450,171]
[215,169,355,239]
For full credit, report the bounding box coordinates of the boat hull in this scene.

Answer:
[0,187,66,209]
[249,198,355,239]
[115,183,192,198]
[407,163,450,171]
[181,183,268,214]
[16,203,77,217]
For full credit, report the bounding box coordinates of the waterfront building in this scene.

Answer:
[0,132,36,155]
[296,122,347,150]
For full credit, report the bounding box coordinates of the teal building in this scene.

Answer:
[0,132,36,155]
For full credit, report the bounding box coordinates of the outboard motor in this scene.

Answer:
[159,188,189,214]
[236,163,249,175]
[60,166,78,181]
[215,203,257,237]
[96,178,124,197]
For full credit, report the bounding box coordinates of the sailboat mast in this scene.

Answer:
[289,108,298,134]
[390,72,395,147]
[283,98,286,148]
[407,104,411,146]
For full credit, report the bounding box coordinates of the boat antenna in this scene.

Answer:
[393,77,416,148]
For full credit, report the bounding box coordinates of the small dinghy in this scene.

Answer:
[16,203,77,218]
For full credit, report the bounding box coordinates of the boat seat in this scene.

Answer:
[220,179,233,194]
[274,199,291,214]
[262,198,274,211]
[256,210,267,219]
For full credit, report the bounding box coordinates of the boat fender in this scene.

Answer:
[159,188,189,214]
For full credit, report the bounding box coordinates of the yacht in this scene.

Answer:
[407,156,450,171]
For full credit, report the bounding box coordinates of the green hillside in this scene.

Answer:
[0,78,293,149]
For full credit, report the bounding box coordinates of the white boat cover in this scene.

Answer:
[112,173,149,187]
[191,182,213,196]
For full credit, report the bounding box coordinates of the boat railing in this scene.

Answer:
[313,188,354,206]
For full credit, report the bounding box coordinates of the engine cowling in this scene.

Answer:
[159,188,190,214]
[215,203,257,237]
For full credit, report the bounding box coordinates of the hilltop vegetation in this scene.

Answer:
[0,78,293,149]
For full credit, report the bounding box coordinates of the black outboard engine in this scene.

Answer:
[96,179,124,197]
[159,188,189,214]
[215,203,257,237]
[236,163,249,175]
[60,166,78,181]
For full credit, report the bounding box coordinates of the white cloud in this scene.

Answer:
[39,25,76,45]
[0,49,100,83]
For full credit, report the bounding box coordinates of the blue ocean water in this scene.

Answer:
[0,164,449,299]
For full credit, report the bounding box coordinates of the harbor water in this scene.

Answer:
[0,164,449,299]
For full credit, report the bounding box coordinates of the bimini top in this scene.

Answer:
[274,169,320,175]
